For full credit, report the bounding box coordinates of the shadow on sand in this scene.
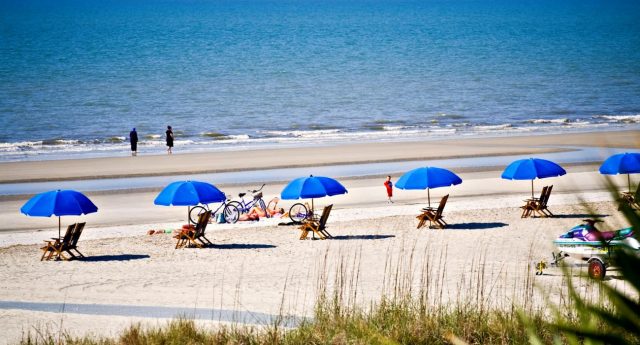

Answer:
[446,222,508,230]
[330,234,396,241]
[81,254,150,262]
[210,243,277,250]
[548,214,609,219]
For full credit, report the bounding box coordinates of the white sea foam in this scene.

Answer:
[527,118,570,124]
[472,124,514,131]
[381,125,408,131]
[595,114,640,123]
[260,129,343,138]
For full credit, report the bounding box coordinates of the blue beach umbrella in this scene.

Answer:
[501,158,566,198]
[154,180,226,223]
[281,175,348,210]
[396,167,463,207]
[599,152,640,192]
[21,189,98,239]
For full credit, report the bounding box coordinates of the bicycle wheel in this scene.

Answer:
[223,204,240,224]
[189,206,208,224]
[289,203,308,223]
[227,201,243,212]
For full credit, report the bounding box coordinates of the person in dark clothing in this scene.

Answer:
[129,128,138,156]
[166,125,174,154]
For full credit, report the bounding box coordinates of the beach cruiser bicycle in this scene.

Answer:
[227,184,268,215]
[189,196,240,224]
[235,183,313,223]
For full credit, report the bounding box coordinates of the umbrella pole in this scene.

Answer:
[187,206,190,225]
[57,216,62,261]
[428,189,431,208]
[629,174,632,193]
[531,180,534,199]
[311,199,314,216]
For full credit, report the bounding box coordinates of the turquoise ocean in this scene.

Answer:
[1,0,639,161]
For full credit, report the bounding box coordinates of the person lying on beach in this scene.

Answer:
[238,205,286,221]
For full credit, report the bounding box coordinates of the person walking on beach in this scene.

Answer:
[384,176,393,203]
[129,128,138,156]
[165,125,174,154]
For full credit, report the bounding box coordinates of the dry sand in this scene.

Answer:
[0,130,638,344]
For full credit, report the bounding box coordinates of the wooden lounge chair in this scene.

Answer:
[41,223,76,261]
[416,195,449,229]
[174,210,212,248]
[299,204,333,240]
[524,185,554,218]
[64,222,86,259]
[620,184,640,210]
[521,186,548,218]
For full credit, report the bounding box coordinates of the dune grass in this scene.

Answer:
[21,302,556,345]
[21,244,558,345]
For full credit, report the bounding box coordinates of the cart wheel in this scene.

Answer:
[588,260,606,280]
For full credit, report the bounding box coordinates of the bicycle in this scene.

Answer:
[288,202,312,223]
[189,196,240,224]
[227,184,267,215]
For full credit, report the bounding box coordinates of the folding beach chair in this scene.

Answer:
[40,223,76,261]
[620,184,640,210]
[64,222,86,259]
[521,186,548,218]
[174,210,212,248]
[528,185,554,217]
[299,204,333,240]
[416,195,449,229]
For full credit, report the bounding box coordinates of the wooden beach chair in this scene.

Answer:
[620,184,640,210]
[524,185,554,218]
[193,211,213,247]
[299,204,333,240]
[534,185,554,217]
[40,223,76,261]
[416,195,449,229]
[64,222,86,259]
[174,210,212,248]
[521,186,548,218]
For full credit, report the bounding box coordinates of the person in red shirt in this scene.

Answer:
[384,176,393,203]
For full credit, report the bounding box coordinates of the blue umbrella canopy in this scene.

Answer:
[281,175,348,200]
[599,152,640,192]
[396,167,462,207]
[154,180,226,224]
[21,189,98,217]
[154,180,225,206]
[501,158,566,198]
[281,175,347,211]
[21,189,98,238]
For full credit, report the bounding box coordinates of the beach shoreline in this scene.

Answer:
[1,130,638,184]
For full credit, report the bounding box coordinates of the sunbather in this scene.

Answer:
[238,205,285,221]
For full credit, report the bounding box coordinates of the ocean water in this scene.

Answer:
[1,0,639,161]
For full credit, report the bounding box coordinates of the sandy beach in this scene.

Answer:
[0,130,638,343]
